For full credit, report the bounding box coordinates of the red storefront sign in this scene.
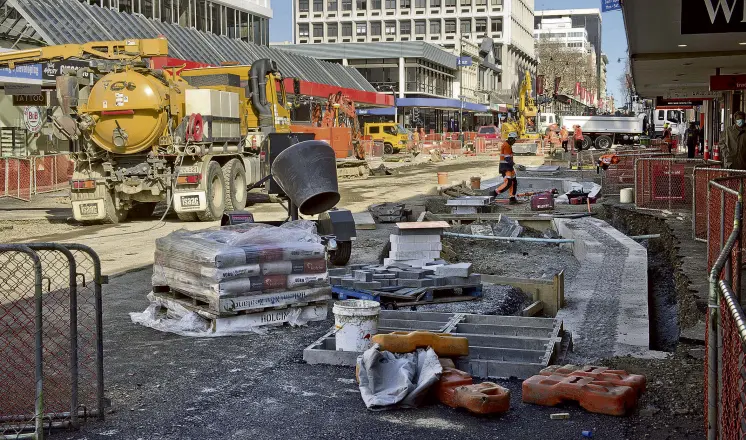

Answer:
[710,74,746,91]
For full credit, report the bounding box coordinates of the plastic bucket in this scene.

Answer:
[470,176,481,189]
[271,140,340,215]
[333,299,380,352]
[437,172,448,185]
[620,188,634,204]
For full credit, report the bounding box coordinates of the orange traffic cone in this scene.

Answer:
[714,142,721,161]
[704,141,710,161]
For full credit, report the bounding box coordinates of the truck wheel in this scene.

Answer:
[102,189,128,224]
[582,135,593,150]
[176,212,198,222]
[329,240,352,266]
[129,202,157,219]
[197,161,226,222]
[222,158,247,211]
[595,135,613,150]
[384,143,394,155]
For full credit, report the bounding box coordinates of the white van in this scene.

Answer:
[538,113,558,134]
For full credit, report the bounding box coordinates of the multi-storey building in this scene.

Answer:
[292,0,536,103]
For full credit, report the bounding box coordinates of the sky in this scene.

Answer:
[269,0,628,101]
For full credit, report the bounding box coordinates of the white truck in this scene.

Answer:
[653,108,686,138]
[560,115,645,150]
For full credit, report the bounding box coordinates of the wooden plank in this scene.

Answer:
[522,300,544,317]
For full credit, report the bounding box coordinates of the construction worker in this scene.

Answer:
[560,125,569,152]
[573,125,584,152]
[721,111,746,169]
[496,132,518,204]
[685,122,700,159]
[663,123,673,153]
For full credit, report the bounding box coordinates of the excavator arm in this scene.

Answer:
[0,38,169,68]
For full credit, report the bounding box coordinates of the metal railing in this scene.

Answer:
[706,176,746,440]
[0,243,105,440]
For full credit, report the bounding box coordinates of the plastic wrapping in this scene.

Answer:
[153,221,329,312]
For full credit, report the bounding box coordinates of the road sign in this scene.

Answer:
[601,0,621,12]
[23,106,43,134]
[456,56,473,67]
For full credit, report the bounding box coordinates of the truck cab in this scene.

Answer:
[538,113,558,134]
[654,109,686,138]
[364,122,410,154]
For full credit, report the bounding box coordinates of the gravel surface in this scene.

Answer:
[414,284,528,315]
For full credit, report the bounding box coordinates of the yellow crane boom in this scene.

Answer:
[0,38,169,68]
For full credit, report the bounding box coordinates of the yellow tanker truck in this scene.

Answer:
[0,38,301,223]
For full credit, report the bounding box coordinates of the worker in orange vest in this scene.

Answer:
[560,126,569,152]
[573,124,584,152]
[663,123,673,153]
[496,132,518,204]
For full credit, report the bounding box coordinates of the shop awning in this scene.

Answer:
[395,97,490,112]
[357,107,397,116]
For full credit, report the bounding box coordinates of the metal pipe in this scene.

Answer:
[707,196,742,440]
[442,232,575,244]
[629,234,661,240]
[718,279,746,345]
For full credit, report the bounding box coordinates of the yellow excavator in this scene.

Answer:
[501,71,541,154]
[0,38,300,223]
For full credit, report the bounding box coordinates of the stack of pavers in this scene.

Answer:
[445,196,494,214]
[329,261,481,304]
[151,223,331,328]
[383,221,450,268]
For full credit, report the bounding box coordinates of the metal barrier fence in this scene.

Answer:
[601,152,672,196]
[0,243,105,440]
[705,176,746,440]
[634,157,711,211]
[692,168,746,242]
[0,154,73,201]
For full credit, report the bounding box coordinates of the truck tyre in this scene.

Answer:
[222,158,247,211]
[582,135,593,150]
[129,202,157,219]
[384,143,394,155]
[102,189,128,224]
[176,212,198,222]
[595,135,613,150]
[197,161,226,222]
[329,240,352,266]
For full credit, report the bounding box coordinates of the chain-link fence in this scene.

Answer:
[692,168,746,242]
[634,157,711,211]
[34,154,74,195]
[600,152,671,196]
[0,243,105,439]
[0,155,73,201]
[0,157,33,201]
[705,176,746,440]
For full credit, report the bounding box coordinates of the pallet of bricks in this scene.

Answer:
[150,221,331,332]
[329,221,482,307]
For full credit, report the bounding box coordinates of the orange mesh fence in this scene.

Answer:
[634,157,709,211]
[600,152,670,196]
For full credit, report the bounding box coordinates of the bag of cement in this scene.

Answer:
[357,345,442,410]
[155,251,261,281]
[286,273,329,289]
[261,259,327,275]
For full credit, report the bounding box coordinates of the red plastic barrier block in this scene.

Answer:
[435,368,473,408]
[522,374,638,416]
[452,382,511,415]
[540,365,646,397]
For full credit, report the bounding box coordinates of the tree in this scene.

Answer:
[536,34,597,99]
[618,57,634,111]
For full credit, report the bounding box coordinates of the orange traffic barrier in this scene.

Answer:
[435,368,510,414]
[540,365,646,397]
[522,374,638,416]
[371,331,469,357]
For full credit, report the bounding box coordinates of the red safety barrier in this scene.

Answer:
[540,365,646,397]
[1,154,74,202]
[522,373,639,416]
[600,152,671,196]
[0,157,32,201]
[634,157,711,211]
[692,167,746,242]
[435,368,511,415]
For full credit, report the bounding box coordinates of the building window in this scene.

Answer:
[475,18,486,33]
[415,20,425,34]
[328,0,338,10]
[415,0,426,6]
[385,0,395,7]
[430,19,441,34]
[460,0,470,5]
[445,19,456,33]
[313,23,323,37]
[371,21,382,35]
[460,19,471,34]
[385,21,396,34]
[356,0,366,8]
[328,23,338,37]
[475,0,486,5]
[491,0,501,4]
[372,0,381,8]
[400,0,410,7]
[400,21,411,34]
[313,0,324,10]
[444,0,455,7]
[342,22,353,35]
[299,23,309,37]
[430,0,441,6]
[342,0,352,10]
[491,19,502,32]
[299,0,309,11]
[356,22,367,34]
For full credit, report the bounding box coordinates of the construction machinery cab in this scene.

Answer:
[364,122,410,154]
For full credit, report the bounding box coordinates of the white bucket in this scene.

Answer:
[620,188,634,204]
[333,300,380,352]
